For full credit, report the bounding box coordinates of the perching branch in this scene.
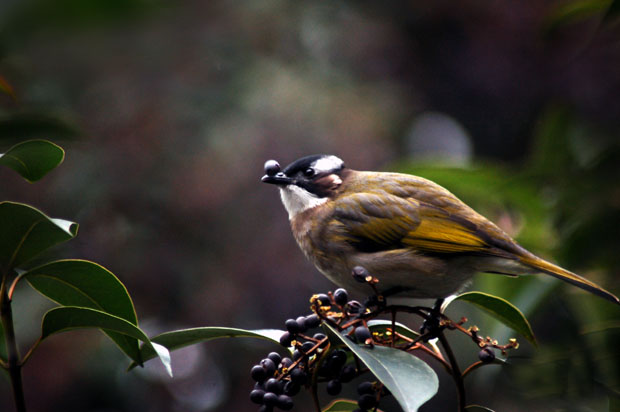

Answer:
[1,280,27,412]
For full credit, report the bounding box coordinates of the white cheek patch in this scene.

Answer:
[327,174,342,186]
[279,185,328,220]
[312,156,344,174]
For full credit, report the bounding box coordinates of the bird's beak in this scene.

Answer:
[261,172,293,185]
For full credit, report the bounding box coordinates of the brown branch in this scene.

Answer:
[1,283,27,412]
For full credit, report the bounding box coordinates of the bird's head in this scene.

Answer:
[262,154,346,219]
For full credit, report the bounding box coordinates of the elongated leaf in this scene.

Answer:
[325,323,439,412]
[0,202,78,270]
[128,327,285,370]
[0,140,64,182]
[41,306,171,375]
[25,260,137,322]
[453,291,536,346]
[25,259,140,362]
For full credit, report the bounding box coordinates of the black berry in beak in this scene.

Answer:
[261,159,292,185]
[264,160,280,177]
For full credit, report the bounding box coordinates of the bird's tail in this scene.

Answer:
[519,255,619,305]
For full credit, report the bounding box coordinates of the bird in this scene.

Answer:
[261,154,619,305]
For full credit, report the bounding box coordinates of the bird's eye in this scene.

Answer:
[303,168,315,178]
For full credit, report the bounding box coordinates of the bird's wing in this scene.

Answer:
[330,191,510,257]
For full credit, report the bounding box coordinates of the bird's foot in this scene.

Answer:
[419,298,445,338]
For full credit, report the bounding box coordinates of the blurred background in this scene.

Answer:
[1,1,619,411]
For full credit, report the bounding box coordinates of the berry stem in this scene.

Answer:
[437,330,466,412]
[461,360,486,379]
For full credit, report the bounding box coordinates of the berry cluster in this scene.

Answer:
[250,351,295,411]
[248,311,334,411]
[248,266,521,411]
[248,286,394,412]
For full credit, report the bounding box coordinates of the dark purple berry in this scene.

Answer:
[313,332,326,341]
[296,316,308,333]
[352,266,369,282]
[280,332,293,347]
[330,349,347,368]
[277,394,294,410]
[326,379,342,396]
[292,349,303,361]
[290,367,307,384]
[251,364,267,382]
[347,300,364,314]
[264,160,281,176]
[340,365,356,382]
[304,314,321,329]
[263,391,278,406]
[301,341,315,353]
[333,288,349,306]
[267,352,282,366]
[285,319,300,334]
[357,381,374,395]
[313,332,328,347]
[281,357,293,368]
[478,347,495,363]
[260,358,276,376]
[250,389,265,404]
[358,393,377,409]
[265,378,283,394]
[354,326,372,344]
[315,293,330,306]
[284,380,300,396]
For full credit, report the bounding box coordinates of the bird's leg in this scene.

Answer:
[419,298,445,337]
[362,286,408,312]
[352,265,387,311]
[362,293,384,310]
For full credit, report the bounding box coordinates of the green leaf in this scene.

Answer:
[453,291,536,346]
[25,259,140,362]
[41,306,171,376]
[0,202,78,271]
[128,327,285,370]
[322,399,384,412]
[324,323,439,412]
[0,140,64,182]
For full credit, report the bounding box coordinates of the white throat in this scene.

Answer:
[279,185,327,220]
